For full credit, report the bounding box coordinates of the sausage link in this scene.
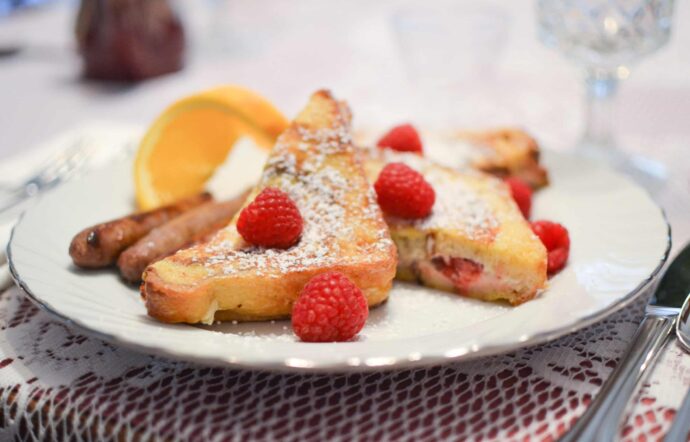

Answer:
[117,190,250,282]
[69,193,212,268]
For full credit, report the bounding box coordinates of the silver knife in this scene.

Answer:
[561,242,690,442]
[664,386,690,442]
[663,292,690,442]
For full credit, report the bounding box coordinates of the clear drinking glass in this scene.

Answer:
[537,0,674,184]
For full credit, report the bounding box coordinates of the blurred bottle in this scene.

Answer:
[75,0,185,81]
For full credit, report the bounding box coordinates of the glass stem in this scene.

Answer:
[582,68,620,149]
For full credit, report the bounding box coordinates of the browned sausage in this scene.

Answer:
[69,193,212,268]
[117,190,250,282]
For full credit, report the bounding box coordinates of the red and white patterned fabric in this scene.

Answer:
[1,284,688,441]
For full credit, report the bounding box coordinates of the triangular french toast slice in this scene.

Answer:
[364,149,547,305]
[143,91,397,324]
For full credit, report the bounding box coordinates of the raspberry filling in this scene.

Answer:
[431,257,484,291]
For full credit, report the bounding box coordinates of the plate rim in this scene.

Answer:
[6,157,672,373]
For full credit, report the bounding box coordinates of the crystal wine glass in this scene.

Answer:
[537,0,674,184]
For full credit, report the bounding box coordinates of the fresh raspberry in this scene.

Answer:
[377,124,424,154]
[374,162,435,219]
[531,220,570,275]
[291,272,369,342]
[504,177,532,219]
[237,187,303,248]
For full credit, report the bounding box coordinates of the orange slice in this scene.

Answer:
[134,85,288,210]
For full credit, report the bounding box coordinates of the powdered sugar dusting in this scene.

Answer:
[372,148,500,240]
[415,168,499,238]
[192,121,394,277]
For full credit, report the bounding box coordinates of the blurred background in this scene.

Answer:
[0,1,687,215]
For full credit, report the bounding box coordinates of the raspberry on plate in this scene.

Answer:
[374,162,435,219]
[237,187,303,248]
[292,272,369,342]
[377,123,424,154]
[504,177,532,219]
[531,220,570,275]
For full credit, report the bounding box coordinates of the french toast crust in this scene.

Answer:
[143,254,396,324]
[143,90,397,324]
[453,128,549,189]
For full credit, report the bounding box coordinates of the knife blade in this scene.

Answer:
[664,385,690,442]
[561,241,690,442]
[652,243,690,313]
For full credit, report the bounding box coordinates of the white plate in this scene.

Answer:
[8,148,670,372]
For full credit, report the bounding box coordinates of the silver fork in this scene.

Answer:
[0,138,98,291]
[0,139,96,214]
